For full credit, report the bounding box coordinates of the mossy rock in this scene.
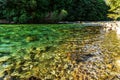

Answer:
[26,36,39,42]
[0,56,10,62]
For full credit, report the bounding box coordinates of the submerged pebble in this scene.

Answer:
[115,57,120,71]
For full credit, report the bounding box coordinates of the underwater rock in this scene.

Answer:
[0,77,3,80]
[76,54,94,62]
[26,36,39,42]
[115,57,120,70]
[0,56,10,62]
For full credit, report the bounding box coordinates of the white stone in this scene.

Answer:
[115,58,120,70]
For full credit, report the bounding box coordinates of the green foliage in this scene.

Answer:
[0,0,71,23]
[44,9,68,23]
[107,0,120,20]
[0,0,109,23]
[66,0,109,21]
[59,9,68,21]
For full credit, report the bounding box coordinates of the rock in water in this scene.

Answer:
[115,57,120,71]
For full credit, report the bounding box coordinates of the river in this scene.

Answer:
[0,24,120,80]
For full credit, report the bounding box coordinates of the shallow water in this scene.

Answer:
[0,24,120,79]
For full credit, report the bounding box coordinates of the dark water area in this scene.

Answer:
[0,24,120,80]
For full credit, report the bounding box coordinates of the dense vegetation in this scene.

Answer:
[66,0,109,21]
[107,0,120,20]
[1,0,120,22]
[0,0,109,23]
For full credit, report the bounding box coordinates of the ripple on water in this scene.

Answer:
[0,44,13,52]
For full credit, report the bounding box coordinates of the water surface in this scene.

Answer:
[0,24,120,79]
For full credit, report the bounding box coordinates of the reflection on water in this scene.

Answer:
[0,24,120,79]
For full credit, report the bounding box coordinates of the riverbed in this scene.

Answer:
[0,24,120,80]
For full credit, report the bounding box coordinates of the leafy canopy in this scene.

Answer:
[0,0,110,23]
[66,0,109,21]
[107,0,120,20]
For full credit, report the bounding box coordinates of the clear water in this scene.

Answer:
[0,24,120,79]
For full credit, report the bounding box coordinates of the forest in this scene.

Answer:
[0,0,119,23]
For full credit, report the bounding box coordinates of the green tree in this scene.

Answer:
[107,0,120,20]
[0,0,71,23]
[66,0,109,21]
[0,0,109,23]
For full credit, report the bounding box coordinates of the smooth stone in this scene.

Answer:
[115,57,120,71]
[0,56,10,62]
